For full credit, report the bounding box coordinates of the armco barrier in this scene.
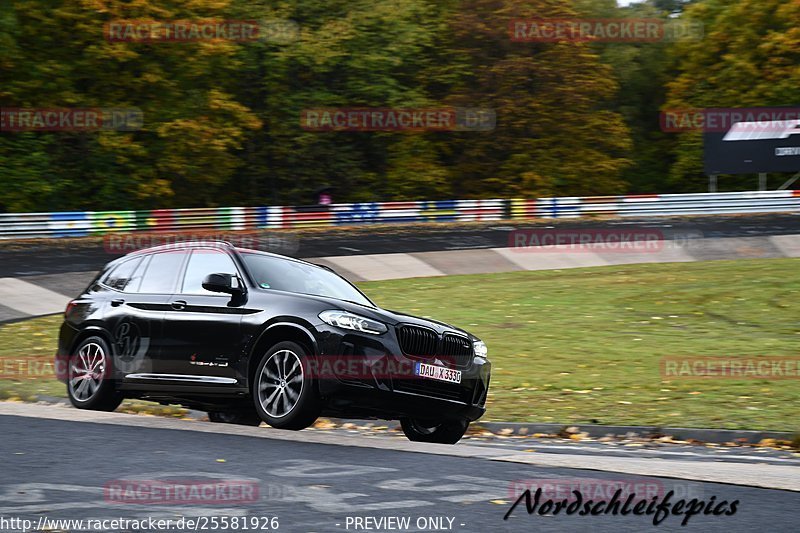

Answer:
[0,191,798,240]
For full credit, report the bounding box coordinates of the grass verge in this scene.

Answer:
[361,258,800,430]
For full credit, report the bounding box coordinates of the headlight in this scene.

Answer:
[319,310,387,335]
[473,340,488,358]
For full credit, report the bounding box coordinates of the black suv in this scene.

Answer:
[56,242,490,443]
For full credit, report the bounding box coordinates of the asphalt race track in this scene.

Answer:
[1,405,798,533]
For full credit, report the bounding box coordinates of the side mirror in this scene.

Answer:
[202,273,244,295]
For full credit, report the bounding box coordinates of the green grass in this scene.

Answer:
[360,258,800,431]
[1,258,797,430]
[0,316,64,401]
[0,316,186,417]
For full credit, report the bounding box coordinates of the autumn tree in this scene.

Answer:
[664,0,800,191]
[432,0,632,198]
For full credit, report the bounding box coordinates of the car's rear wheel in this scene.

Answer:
[252,341,321,430]
[67,336,123,411]
[208,409,263,426]
[400,417,469,444]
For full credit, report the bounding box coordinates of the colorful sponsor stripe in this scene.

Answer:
[419,200,457,221]
[456,199,504,221]
[537,198,581,219]
[89,211,136,234]
[3,191,800,240]
[510,198,537,219]
[262,206,285,229]
[171,208,225,228]
[374,201,422,223]
[333,202,379,225]
[48,212,91,237]
[138,209,176,230]
[283,208,333,227]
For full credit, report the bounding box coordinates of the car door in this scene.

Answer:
[102,253,175,379]
[159,247,246,381]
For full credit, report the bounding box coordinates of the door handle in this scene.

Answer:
[171,300,187,311]
[111,299,125,307]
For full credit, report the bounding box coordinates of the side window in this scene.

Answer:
[181,249,239,295]
[103,257,142,292]
[124,254,151,293]
[138,252,188,294]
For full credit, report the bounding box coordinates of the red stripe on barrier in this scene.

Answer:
[147,209,176,228]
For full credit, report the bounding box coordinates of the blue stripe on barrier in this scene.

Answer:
[335,203,379,225]
[255,206,269,228]
[49,212,89,237]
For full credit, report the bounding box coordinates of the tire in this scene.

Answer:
[208,409,263,426]
[400,417,469,444]
[252,341,321,430]
[66,336,123,411]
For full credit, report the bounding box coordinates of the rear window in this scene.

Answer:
[102,257,142,292]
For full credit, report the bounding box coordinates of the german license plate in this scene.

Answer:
[415,362,462,384]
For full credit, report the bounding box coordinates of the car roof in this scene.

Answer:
[124,241,319,268]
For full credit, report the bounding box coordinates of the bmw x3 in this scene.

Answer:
[55,241,491,443]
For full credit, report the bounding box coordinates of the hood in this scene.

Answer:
[251,288,476,339]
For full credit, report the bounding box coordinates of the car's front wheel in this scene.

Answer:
[400,417,469,444]
[252,341,321,430]
[66,336,123,411]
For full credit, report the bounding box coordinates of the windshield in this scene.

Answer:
[241,253,373,307]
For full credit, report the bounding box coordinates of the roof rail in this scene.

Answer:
[128,239,236,255]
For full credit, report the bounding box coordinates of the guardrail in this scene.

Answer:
[0,191,798,239]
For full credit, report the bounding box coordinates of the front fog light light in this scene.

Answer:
[473,340,488,358]
[319,310,387,335]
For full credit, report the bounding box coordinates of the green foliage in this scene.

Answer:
[0,0,797,211]
[664,0,800,190]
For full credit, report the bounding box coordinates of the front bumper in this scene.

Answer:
[313,324,491,422]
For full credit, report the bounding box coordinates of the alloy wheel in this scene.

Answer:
[68,342,106,402]
[257,349,304,418]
